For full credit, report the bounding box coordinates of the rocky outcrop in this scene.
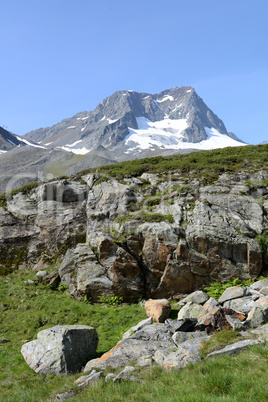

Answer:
[1,170,267,300]
[0,178,87,274]
[21,325,98,375]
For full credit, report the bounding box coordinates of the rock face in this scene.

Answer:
[1,169,268,300]
[21,325,98,375]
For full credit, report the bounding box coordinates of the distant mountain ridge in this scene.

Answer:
[0,86,247,193]
[25,87,246,157]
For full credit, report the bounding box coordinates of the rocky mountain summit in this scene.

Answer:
[25,87,245,158]
[0,87,246,193]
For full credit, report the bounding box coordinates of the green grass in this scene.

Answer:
[115,212,174,224]
[45,154,86,178]
[77,144,268,182]
[204,276,267,300]
[1,269,268,401]
[199,329,244,358]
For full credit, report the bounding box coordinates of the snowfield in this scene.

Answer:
[125,117,245,152]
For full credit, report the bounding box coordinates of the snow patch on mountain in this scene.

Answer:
[58,146,90,155]
[65,140,83,147]
[125,117,245,152]
[125,117,188,150]
[158,95,174,103]
[16,137,46,149]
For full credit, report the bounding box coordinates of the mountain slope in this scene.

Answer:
[0,126,26,152]
[25,87,246,156]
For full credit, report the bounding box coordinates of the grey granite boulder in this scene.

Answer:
[21,325,98,375]
[179,290,209,305]
[177,302,204,320]
[218,286,248,304]
[207,339,264,358]
[84,323,174,371]
[250,279,268,291]
[223,296,260,315]
[243,306,268,329]
[172,331,207,347]
[153,337,207,371]
[122,317,153,340]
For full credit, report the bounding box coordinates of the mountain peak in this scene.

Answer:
[23,86,246,157]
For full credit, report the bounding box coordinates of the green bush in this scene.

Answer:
[98,294,124,305]
[204,276,266,300]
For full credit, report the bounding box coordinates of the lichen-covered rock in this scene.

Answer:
[21,325,98,375]
[177,302,204,320]
[250,279,268,291]
[218,286,248,304]
[84,323,174,371]
[180,290,209,305]
[223,296,260,315]
[154,337,206,371]
[207,339,264,358]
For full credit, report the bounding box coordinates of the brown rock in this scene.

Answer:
[145,299,171,323]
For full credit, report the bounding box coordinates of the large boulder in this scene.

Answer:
[84,323,174,371]
[145,299,171,323]
[21,325,98,375]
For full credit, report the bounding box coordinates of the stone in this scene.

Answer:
[256,296,268,308]
[164,318,197,333]
[225,315,244,331]
[145,299,171,323]
[260,287,268,295]
[137,356,153,367]
[242,307,268,329]
[198,308,241,333]
[21,325,98,375]
[75,370,96,384]
[177,302,204,320]
[218,286,248,304]
[42,270,61,289]
[105,373,116,382]
[207,339,264,358]
[122,317,153,340]
[154,338,205,371]
[172,331,207,346]
[56,390,76,400]
[84,323,174,371]
[246,323,268,341]
[203,297,220,310]
[77,371,104,388]
[113,366,144,383]
[250,279,268,291]
[197,307,221,326]
[36,270,47,277]
[223,296,260,315]
[180,290,209,305]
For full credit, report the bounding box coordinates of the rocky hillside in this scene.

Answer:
[1,145,267,302]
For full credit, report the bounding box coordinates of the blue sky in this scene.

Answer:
[1,0,267,144]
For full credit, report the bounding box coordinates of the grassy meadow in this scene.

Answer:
[0,269,268,401]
